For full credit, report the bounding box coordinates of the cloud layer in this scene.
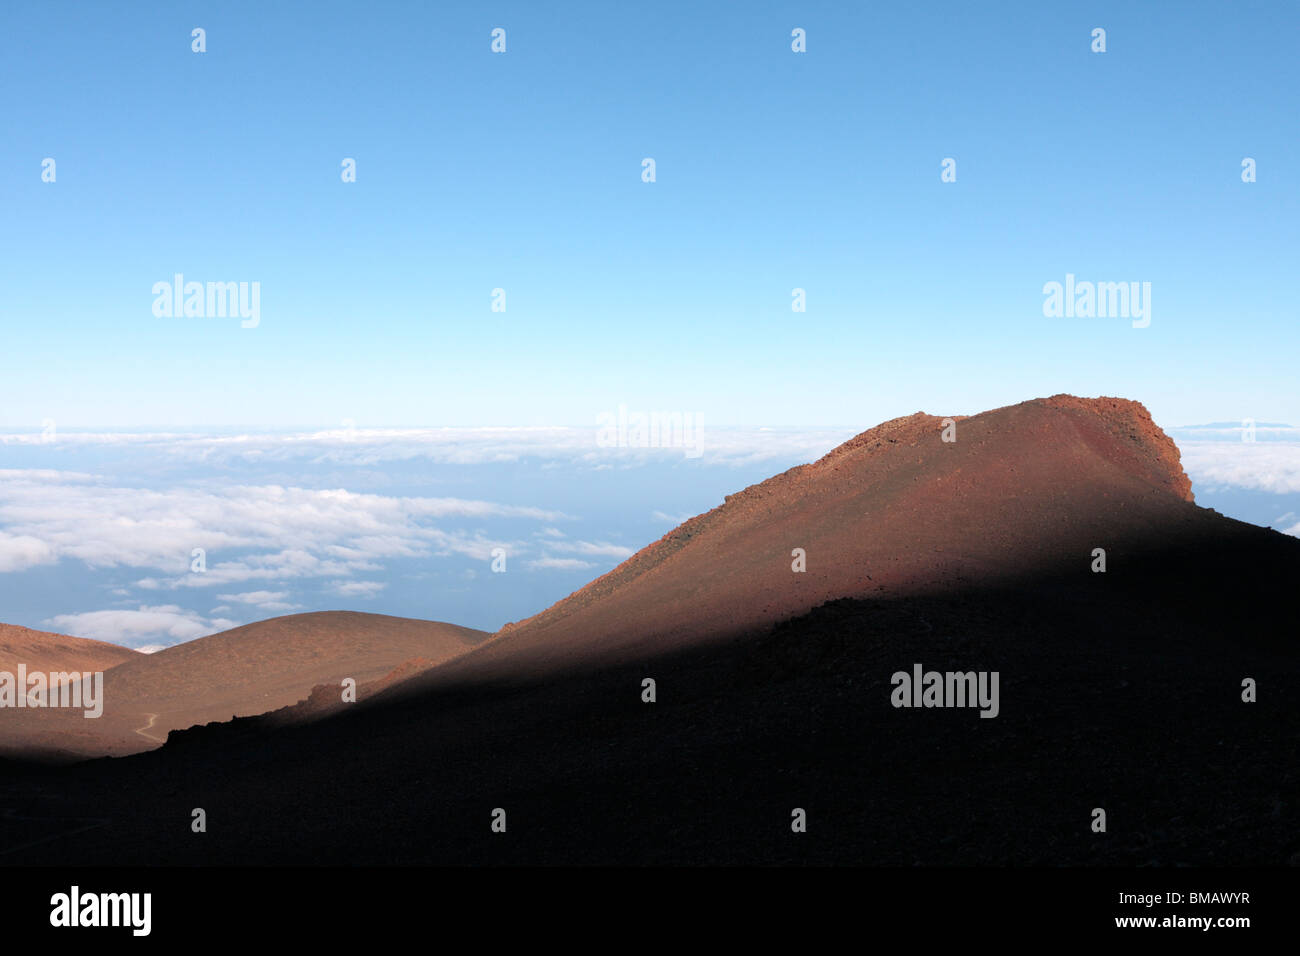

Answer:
[0,425,855,468]
[1176,441,1300,495]
[0,472,567,581]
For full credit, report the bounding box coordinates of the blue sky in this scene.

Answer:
[2,1,1296,429]
[1,4,1298,647]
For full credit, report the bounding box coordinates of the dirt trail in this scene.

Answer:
[134,712,163,742]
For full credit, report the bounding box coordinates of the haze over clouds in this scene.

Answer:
[0,425,856,468]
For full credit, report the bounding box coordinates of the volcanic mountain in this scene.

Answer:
[3,395,1297,865]
[382,394,1211,689]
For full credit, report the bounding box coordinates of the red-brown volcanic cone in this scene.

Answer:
[414,395,1199,684]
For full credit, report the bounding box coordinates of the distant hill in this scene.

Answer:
[0,623,140,674]
[0,611,487,759]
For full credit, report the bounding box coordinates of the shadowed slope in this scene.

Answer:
[8,512,1297,865]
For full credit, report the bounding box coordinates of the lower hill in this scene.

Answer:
[0,624,140,675]
[0,611,488,759]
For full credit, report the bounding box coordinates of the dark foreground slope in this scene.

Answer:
[0,396,1296,865]
[2,538,1295,866]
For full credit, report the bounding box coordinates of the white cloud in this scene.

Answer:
[547,540,634,558]
[216,590,303,612]
[1175,441,1300,494]
[0,472,562,590]
[527,557,596,571]
[651,510,691,524]
[44,605,240,648]
[521,536,632,571]
[0,531,57,572]
[328,580,386,597]
[0,468,99,481]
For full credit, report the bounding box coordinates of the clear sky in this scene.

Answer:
[2,0,1296,430]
